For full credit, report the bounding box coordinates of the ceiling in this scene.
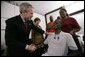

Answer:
[9,1,82,16]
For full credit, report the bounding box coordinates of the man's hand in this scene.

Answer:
[27,44,37,52]
[46,32,53,35]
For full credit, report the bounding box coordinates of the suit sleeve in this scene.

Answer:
[31,21,45,34]
[31,29,35,43]
[5,20,26,49]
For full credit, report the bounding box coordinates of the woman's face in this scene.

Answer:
[60,10,67,18]
[35,20,40,25]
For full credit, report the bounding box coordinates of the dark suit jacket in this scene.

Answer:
[5,15,44,56]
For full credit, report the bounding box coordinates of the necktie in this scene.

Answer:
[25,22,28,32]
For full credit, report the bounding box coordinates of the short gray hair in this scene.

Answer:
[19,2,33,13]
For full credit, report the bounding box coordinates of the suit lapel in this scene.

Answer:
[18,15,28,35]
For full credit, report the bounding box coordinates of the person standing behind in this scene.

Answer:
[31,17,44,46]
[31,17,45,56]
[5,3,45,56]
[59,7,82,56]
[46,16,55,33]
[46,16,55,39]
[59,8,81,35]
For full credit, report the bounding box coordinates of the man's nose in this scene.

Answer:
[31,15,33,17]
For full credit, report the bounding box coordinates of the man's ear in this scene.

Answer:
[22,10,26,14]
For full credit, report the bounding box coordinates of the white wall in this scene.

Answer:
[1,1,46,46]
[66,1,84,14]
[1,1,20,29]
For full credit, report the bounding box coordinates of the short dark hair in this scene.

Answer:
[60,8,67,12]
[34,17,41,22]
[54,17,62,25]
[57,16,61,20]
[59,8,69,16]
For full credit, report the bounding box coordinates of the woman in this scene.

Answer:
[59,8,82,56]
[31,17,45,56]
[59,8,81,35]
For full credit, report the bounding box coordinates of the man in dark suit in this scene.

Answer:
[5,3,45,56]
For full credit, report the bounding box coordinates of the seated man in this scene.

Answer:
[42,17,78,56]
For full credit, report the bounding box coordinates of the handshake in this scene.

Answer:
[27,44,37,52]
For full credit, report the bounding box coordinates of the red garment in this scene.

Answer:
[61,17,80,33]
[25,22,28,32]
[46,29,54,33]
[46,21,55,33]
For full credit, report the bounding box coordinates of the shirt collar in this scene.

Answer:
[20,14,26,23]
